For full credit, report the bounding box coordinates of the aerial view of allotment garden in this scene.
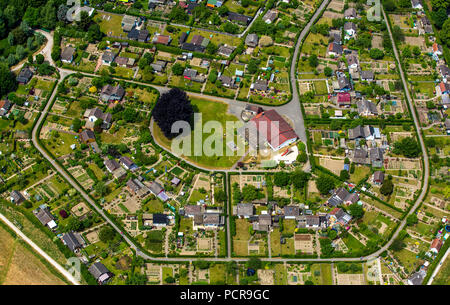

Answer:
[0,0,449,287]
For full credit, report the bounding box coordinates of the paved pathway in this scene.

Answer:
[427,247,449,285]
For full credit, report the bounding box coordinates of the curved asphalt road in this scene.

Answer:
[27,2,430,265]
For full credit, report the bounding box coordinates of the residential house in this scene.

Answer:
[245,33,259,47]
[89,262,114,285]
[360,70,374,82]
[352,148,369,164]
[119,156,138,171]
[104,159,126,180]
[101,51,116,65]
[373,171,385,184]
[284,205,300,219]
[149,181,169,201]
[250,79,269,92]
[238,109,298,151]
[344,22,357,38]
[227,12,252,25]
[181,42,205,53]
[127,29,149,42]
[179,32,188,45]
[183,68,205,82]
[121,15,138,32]
[253,214,272,232]
[100,84,125,102]
[357,99,378,116]
[84,108,112,130]
[236,203,254,218]
[330,30,342,44]
[430,238,443,254]
[432,43,443,57]
[348,125,377,140]
[201,213,224,228]
[62,231,85,253]
[80,129,95,143]
[327,42,343,57]
[347,54,359,70]
[191,35,210,48]
[152,34,172,45]
[16,67,33,84]
[263,10,278,24]
[0,99,11,117]
[217,45,235,58]
[337,92,351,107]
[335,75,351,91]
[10,190,25,204]
[369,147,384,167]
[152,214,169,227]
[420,16,433,34]
[411,0,423,9]
[151,60,167,73]
[126,178,150,198]
[327,208,352,227]
[218,75,236,88]
[184,205,204,217]
[439,65,450,80]
[61,46,76,64]
[408,269,426,285]
[35,207,57,229]
[439,82,450,95]
[344,7,357,19]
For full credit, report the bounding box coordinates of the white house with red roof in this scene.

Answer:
[238,109,298,151]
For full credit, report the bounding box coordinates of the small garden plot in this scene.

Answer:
[319,158,344,176]
[361,194,403,219]
[233,219,251,256]
[393,248,421,274]
[68,166,94,190]
[96,13,126,37]
[145,230,165,253]
[403,36,427,52]
[71,202,90,217]
[350,165,371,184]
[43,131,77,158]
[310,263,333,285]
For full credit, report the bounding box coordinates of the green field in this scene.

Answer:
[153,98,244,169]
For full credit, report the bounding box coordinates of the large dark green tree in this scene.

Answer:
[0,64,17,97]
[152,88,193,139]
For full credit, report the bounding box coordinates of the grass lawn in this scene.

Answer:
[310,263,332,285]
[350,165,371,184]
[44,131,77,158]
[282,219,297,236]
[270,229,281,257]
[342,234,366,253]
[153,98,243,169]
[394,248,420,274]
[233,219,251,256]
[281,238,295,256]
[162,267,173,283]
[274,264,287,285]
[100,126,127,145]
[209,263,228,285]
[96,13,126,37]
[179,217,193,234]
[189,189,207,203]
[144,199,164,214]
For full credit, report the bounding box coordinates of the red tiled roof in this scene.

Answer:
[337,92,351,103]
[250,109,298,148]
